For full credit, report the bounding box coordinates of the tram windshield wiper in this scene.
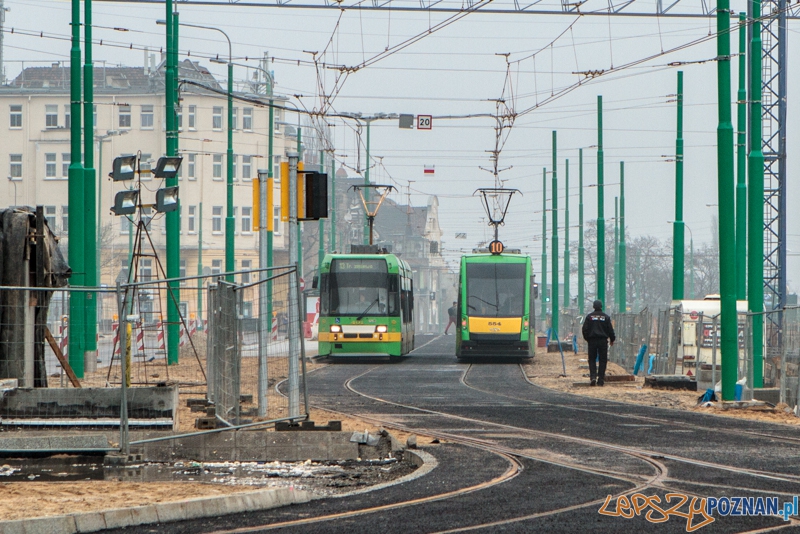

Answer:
[357,298,379,321]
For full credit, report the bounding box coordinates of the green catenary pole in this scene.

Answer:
[578,149,585,315]
[83,0,97,366]
[614,197,619,311]
[225,55,234,282]
[267,94,274,331]
[748,0,764,389]
[716,0,738,400]
[551,131,559,337]
[596,96,605,304]
[197,202,203,326]
[619,161,627,313]
[563,159,570,309]
[736,13,747,300]
[68,0,85,376]
[541,167,548,324]
[318,150,325,274]
[363,120,371,245]
[673,71,686,301]
[297,127,303,278]
[165,2,181,363]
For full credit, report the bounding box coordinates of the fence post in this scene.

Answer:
[780,325,787,405]
[116,281,129,456]
[288,268,301,418]
[711,315,718,394]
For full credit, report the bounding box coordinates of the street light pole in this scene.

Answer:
[551,131,559,337]
[673,70,685,301]
[578,149,585,315]
[596,96,606,304]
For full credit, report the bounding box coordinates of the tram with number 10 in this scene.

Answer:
[317,252,415,358]
[455,241,535,359]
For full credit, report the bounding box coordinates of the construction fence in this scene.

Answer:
[0,265,309,452]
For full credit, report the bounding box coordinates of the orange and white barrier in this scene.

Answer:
[111,322,120,355]
[271,315,278,341]
[59,324,68,357]
[136,324,145,354]
[157,322,165,350]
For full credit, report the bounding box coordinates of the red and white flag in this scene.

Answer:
[423,165,435,175]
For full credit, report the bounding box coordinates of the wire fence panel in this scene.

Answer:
[609,309,652,372]
[0,264,309,446]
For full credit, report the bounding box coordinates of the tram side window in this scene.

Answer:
[388,275,399,316]
[320,274,330,314]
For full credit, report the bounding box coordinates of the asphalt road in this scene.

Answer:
[127,335,800,533]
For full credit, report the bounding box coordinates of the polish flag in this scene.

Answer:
[423,165,435,175]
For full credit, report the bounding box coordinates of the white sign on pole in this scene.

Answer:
[417,115,432,130]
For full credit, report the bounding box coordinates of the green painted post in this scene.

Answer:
[736,12,748,300]
[616,199,620,311]
[363,121,371,245]
[83,0,97,366]
[541,167,547,324]
[331,157,336,252]
[596,96,605,304]
[578,149,585,315]
[267,96,274,332]
[673,71,685,301]
[716,0,738,400]
[197,202,203,326]
[165,2,180,364]
[296,127,303,279]
[68,0,85,377]
[551,131,559,337]
[225,59,234,282]
[748,0,764,389]
[563,159,570,310]
[318,150,325,274]
[619,161,627,313]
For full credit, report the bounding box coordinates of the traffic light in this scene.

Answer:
[299,171,328,221]
[532,282,539,299]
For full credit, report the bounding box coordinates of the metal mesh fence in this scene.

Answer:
[0,265,308,446]
[609,309,652,372]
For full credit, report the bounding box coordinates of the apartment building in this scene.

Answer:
[0,59,296,305]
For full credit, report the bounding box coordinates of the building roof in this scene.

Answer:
[5,59,222,93]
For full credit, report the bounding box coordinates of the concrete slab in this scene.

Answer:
[72,512,106,533]
[100,508,134,529]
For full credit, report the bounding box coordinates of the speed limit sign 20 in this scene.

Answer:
[417,115,432,130]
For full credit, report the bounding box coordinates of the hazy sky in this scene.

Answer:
[10,0,800,292]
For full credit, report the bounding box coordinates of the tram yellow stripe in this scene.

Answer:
[467,317,522,334]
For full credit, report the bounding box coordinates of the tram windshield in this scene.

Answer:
[466,262,526,317]
[321,259,398,317]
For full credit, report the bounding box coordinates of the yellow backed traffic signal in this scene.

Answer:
[281,161,304,221]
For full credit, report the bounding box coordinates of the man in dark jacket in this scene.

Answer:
[582,300,616,386]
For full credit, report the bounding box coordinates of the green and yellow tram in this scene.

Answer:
[318,253,415,358]
[456,250,535,358]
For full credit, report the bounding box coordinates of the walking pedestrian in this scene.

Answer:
[581,300,616,386]
[444,301,458,335]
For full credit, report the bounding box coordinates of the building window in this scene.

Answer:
[64,105,70,129]
[119,105,131,128]
[188,205,196,233]
[179,259,187,284]
[61,205,69,234]
[211,259,222,275]
[44,206,56,228]
[232,155,237,181]
[243,108,253,131]
[141,105,154,129]
[212,206,222,233]
[233,206,238,234]
[62,153,70,178]
[187,154,196,180]
[45,153,57,179]
[120,216,132,235]
[242,155,252,181]
[241,207,252,234]
[140,259,153,281]
[9,104,22,128]
[213,155,222,180]
[241,260,251,284]
[9,154,22,179]
[177,106,183,131]
[212,107,222,130]
[93,104,97,129]
[273,205,281,236]
[45,105,58,128]
[188,105,196,129]
[232,107,238,130]
[140,154,152,179]
[120,259,129,282]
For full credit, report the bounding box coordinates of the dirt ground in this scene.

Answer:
[14,341,798,523]
[524,345,800,425]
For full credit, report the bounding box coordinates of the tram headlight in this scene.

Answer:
[375,325,388,333]
[330,325,342,333]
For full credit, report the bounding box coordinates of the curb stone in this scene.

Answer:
[0,487,313,534]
